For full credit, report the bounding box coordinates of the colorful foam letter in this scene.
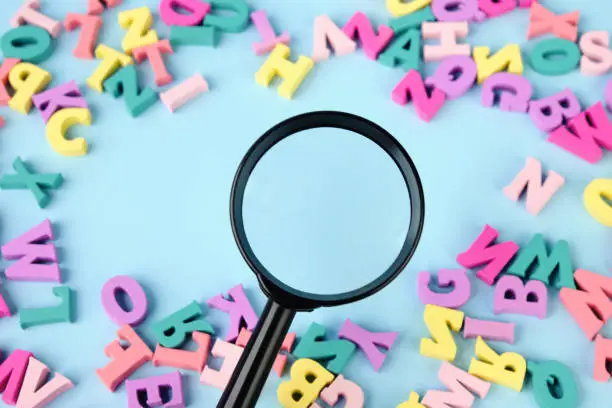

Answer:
[251,10,290,55]
[386,0,432,17]
[422,362,491,407]
[425,55,477,99]
[420,305,464,362]
[126,371,184,408]
[481,73,533,113]
[133,40,174,86]
[432,0,478,21]
[456,224,519,285]
[118,7,159,54]
[469,337,526,391]
[529,89,581,132]
[169,25,218,47]
[378,29,421,71]
[422,22,470,61]
[337,319,397,371]
[159,0,210,26]
[153,332,211,372]
[494,275,548,319]
[87,45,133,93]
[560,269,612,340]
[32,81,88,123]
[202,0,250,35]
[311,15,356,62]
[255,44,314,99]
[548,102,612,164]
[16,357,73,408]
[45,108,91,157]
[580,31,612,76]
[96,325,153,391]
[63,13,102,59]
[0,58,20,106]
[507,234,575,289]
[463,317,515,344]
[293,322,356,374]
[528,360,579,406]
[1,26,53,64]
[101,275,148,327]
[389,7,435,34]
[0,350,33,405]
[417,269,472,308]
[1,219,61,282]
[19,286,74,329]
[11,0,61,38]
[200,340,243,390]
[319,375,364,408]
[529,39,581,76]
[342,12,393,60]
[0,292,10,318]
[159,73,208,112]
[392,70,446,122]
[103,65,158,117]
[473,44,523,84]
[207,284,258,342]
[8,62,51,114]
[0,157,62,209]
[151,301,214,348]
[528,3,579,42]
[88,0,122,15]
[593,335,612,382]
[584,178,612,227]
[479,0,515,18]
[397,392,426,408]
[277,359,334,408]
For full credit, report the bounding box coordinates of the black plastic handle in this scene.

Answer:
[217,298,296,408]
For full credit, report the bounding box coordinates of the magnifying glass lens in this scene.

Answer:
[242,127,411,296]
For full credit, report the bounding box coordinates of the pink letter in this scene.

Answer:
[548,102,612,164]
[481,73,533,113]
[126,371,184,408]
[16,357,73,408]
[1,219,61,283]
[338,319,398,371]
[422,362,491,407]
[11,0,61,38]
[392,70,446,122]
[456,225,519,285]
[418,269,471,308]
[96,325,153,392]
[479,0,516,18]
[101,275,148,327]
[133,40,175,86]
[579,31,612,76]
[503,157,564,215]
[200,340,243,390]
[528,2,579,42]
[463,317,515,344]
[320,375,364,408]
[529,89,581,132]
[342,12,393,60]
[88,0,122,15]
[207,284,258,342]
[0,58,21,106]
[560,269,612,341]
[0,350,33,404]
[251,10,290,56]
[153,332,212,372]
[422,22,470,62]
[594,335,612,382]
[159,0,210,26]
[494,275,548,319]
[64,13,102,60]
[160,74,208,113]
[32,81,88,123]
[426,56,477,99]
[311,15,356,62]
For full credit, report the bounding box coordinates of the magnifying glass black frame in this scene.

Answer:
[217,111,425,408]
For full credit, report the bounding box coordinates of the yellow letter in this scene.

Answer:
[8,63,51,114]
[277,358,334,408]
[468,337,526,391]
[118,7,158,54]
[255,44,314,100]
[420,304,464,362]
[387,0,432,17]
[473,44,523,84]
[397,392,427,408]
[87,45,133,93]
[46,108,92,156]
[584,179,612,227]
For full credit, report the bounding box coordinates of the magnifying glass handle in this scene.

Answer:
[217,298,296,408]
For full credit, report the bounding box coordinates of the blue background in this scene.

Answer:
[1,0,612,406]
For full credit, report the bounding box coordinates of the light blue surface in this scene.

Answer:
[0,0,611,407]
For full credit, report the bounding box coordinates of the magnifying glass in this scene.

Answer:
[217,111,425,408]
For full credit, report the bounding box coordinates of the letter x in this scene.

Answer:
[0,157,63,208]
[528,3,579,42]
